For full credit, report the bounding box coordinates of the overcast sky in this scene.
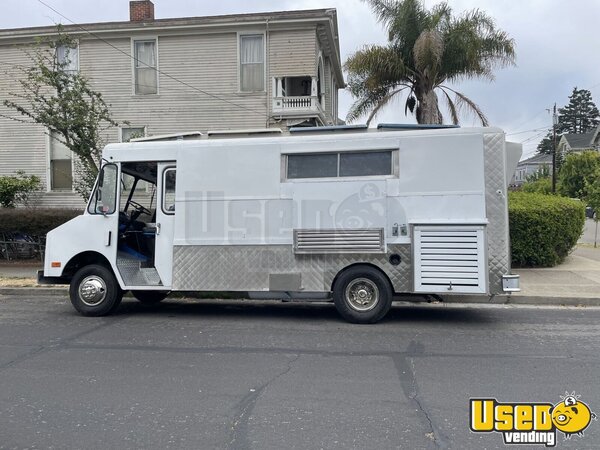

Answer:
[3,0,600,159]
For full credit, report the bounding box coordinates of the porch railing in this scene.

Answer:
[272,96,319,113]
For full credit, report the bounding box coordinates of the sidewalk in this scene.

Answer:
[0,262,40,279]
[1,246,600,306]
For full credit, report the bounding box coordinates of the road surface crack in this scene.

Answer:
[393,352,448,449]
[228,353,300,450]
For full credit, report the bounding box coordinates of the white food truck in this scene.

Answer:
[39,124,521,323]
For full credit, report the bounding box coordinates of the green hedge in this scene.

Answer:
[509,192,584,267]
[0,208,82,236]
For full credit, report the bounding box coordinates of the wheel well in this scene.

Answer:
[62,251,112,280]
[331,263,394,293]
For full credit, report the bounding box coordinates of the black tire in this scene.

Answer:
[131,290,169,305]
[69,264,123,316]
[333,265,393,324]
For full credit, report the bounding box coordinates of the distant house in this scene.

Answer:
[0,1,344,208]
[557,125,600,154]
[512,153,552,186]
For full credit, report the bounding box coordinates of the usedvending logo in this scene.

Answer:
[470,392,596,446]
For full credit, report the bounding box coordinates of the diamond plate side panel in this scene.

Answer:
[116,258,162,286]
[172,244,412,292]
[484,132,510,294]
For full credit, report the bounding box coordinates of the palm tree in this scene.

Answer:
[345,0,516,125]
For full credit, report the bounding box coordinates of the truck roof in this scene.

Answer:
[103,126,505,163]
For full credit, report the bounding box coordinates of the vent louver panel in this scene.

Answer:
[414,225,486,294]
[293,228,385,254]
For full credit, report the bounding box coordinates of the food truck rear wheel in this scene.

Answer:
[132,290,169,305]
[69,264,123,316]
[333,265,392,324]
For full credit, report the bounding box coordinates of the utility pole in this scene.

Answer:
[552,103,558,193]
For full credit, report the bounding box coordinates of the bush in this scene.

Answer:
[0,208,82,236]
[509,192,584,267]
[521,177,553,194]
[0,171,41,207]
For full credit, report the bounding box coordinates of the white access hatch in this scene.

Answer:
[413,225,487,294]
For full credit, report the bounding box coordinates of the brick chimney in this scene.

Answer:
[129,1,154,22]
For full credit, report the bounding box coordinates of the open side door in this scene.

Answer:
[154,162,176,287]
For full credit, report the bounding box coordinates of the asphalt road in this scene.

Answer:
[1,296,599,450]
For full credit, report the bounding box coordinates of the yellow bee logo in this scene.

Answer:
[551,392,597,438]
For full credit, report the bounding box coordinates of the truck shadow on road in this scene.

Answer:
[113,298,494,325]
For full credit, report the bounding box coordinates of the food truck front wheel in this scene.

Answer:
[333,265,393,324]
[69,264,123,316]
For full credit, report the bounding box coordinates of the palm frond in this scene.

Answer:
[439,87,459,125]
[384,0,428,58]
[440,85,489,126]
[440,8,516,83]
[366,87,408,125]
[362,0,398,26]
[346,88,390,123]
[429,2,452,27]
[344,44,410,79]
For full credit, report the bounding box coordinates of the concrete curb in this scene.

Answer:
[442,294,600,307]
[2,287,600,307]
[0,287,68,296]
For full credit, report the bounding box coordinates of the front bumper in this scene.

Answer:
[37,270,70,285]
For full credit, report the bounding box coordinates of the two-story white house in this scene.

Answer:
[0,1,344,207]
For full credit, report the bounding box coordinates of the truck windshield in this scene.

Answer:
[88,164,118,215]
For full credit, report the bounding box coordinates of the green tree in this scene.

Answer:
[558,87,600,134]
[344,0,515,125]
[587,170,600,213]
[536,130,554,155]
[586,169,600,247]
[558,151,600,199]
[2,27,122,200]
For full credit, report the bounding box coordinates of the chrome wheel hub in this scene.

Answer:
[79,276,107,306]
[345,278,379,312]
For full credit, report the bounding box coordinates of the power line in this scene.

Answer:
[506,126,549,136]
[35,0,266,116]
[519,130,546,145]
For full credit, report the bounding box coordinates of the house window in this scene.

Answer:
[120,127,146,142]
[134,39,157,95]
[56,44,78,75]
[49,133,72,190]
[286,151,394,180]
[239,34,264,92]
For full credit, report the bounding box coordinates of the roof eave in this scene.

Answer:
[0,8,335,40]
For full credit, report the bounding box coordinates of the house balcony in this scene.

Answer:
[271,76,332,125]
[272,95,323,115]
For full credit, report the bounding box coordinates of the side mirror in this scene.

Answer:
[98,169,105,187]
